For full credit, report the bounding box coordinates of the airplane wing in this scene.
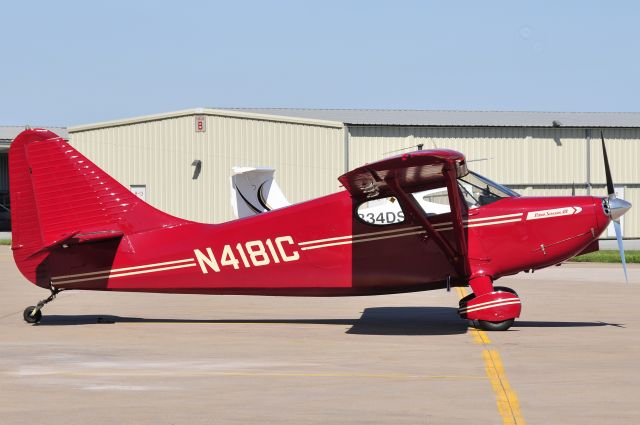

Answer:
[338,149,467,199]
[339,149,470,278]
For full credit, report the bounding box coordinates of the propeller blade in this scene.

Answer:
[600,132,631,282]
[613,220,628,283]
[601,131,615,197]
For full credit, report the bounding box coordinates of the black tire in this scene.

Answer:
[459,291,476,306]
[493,286,518,297]
[23,306,42,324]
[476,319,514,332]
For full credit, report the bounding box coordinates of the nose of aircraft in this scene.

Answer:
[608,197,632,221]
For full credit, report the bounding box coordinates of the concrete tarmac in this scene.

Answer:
[1,245,639,424]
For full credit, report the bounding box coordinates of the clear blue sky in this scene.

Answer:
[1,1,639,127]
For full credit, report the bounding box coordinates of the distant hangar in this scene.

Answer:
[0,126,67,231]
[2,109,639,237]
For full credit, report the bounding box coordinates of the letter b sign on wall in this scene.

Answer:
[195,115,206,133]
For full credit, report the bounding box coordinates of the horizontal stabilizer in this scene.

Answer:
[29,229,124,257]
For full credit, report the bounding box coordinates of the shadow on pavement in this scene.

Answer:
[37,307,467,336]
[34,308,624,334]
[346,307,467,335]
[513,320,624,328]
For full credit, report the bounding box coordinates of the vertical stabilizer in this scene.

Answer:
[9,129,186,286]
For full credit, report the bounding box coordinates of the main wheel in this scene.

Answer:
[476,319,514,332]
[23,306,42,324]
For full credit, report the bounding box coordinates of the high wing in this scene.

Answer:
[338,149,467,199]
[339,149,470,277]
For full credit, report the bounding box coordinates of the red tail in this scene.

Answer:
[9,129,186,287]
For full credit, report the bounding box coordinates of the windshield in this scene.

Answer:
[458,171,519,207]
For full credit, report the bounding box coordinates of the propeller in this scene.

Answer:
[601,131,632,282]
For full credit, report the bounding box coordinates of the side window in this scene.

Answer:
[357,196,405,226]
[412,186,451,216]
[458,180,480,208]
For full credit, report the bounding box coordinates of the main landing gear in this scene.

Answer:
[23,287,61,324]
[458,276,521,331]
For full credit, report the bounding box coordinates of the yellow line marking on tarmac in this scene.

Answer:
[483,350,526,425]
[8,370,486,380]
[470,328,492,345]
[456,286,526,425]
[0,311,21,320]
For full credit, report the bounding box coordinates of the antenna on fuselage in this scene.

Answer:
[383,144,424,156]
[466,157,494,163]
[383,138,435,156]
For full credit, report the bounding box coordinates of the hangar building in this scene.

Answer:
[2,110,639,238]
[0,126,68,231]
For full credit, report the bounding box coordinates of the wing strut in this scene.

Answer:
[387,174,467,278]
[444,166,470,276]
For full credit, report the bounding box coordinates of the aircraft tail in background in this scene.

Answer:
[230,167,290,219]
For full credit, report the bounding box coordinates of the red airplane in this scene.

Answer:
[10,129,631,331]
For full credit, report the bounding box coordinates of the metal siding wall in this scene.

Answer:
[350,126,639,238]
[349,127,586,185]
[588,128,640,185]
[69,116,343,223]
[621,187,639,238]
[0,153,8,192]
[510,186,589,197]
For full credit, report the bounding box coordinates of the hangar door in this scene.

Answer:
[0,152,9,230]
[0,152,7,192]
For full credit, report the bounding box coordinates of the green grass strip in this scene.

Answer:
[570,250,640,263]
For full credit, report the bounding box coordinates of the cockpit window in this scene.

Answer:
[357,196,405,226]
[356,170,517,225]
[458,171,519,207]
[413,186,451,216]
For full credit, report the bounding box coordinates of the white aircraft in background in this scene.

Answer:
[231,167,452,224]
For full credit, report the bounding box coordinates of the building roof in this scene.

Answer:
[52,108,640,135]
[68,109,343,132]
[224,108,640,128]
[0,126,68,141]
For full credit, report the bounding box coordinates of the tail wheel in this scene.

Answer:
[476,319,515,332]
[23,306,42,324]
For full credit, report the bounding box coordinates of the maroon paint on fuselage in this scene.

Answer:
[10,130,610,297]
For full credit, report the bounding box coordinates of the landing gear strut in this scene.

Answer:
[458,276,522,331]
[23,287,60,324]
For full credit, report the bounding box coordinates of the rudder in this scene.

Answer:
[9,129,186,286]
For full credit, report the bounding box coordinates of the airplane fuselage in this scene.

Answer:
[39,191,609,296]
